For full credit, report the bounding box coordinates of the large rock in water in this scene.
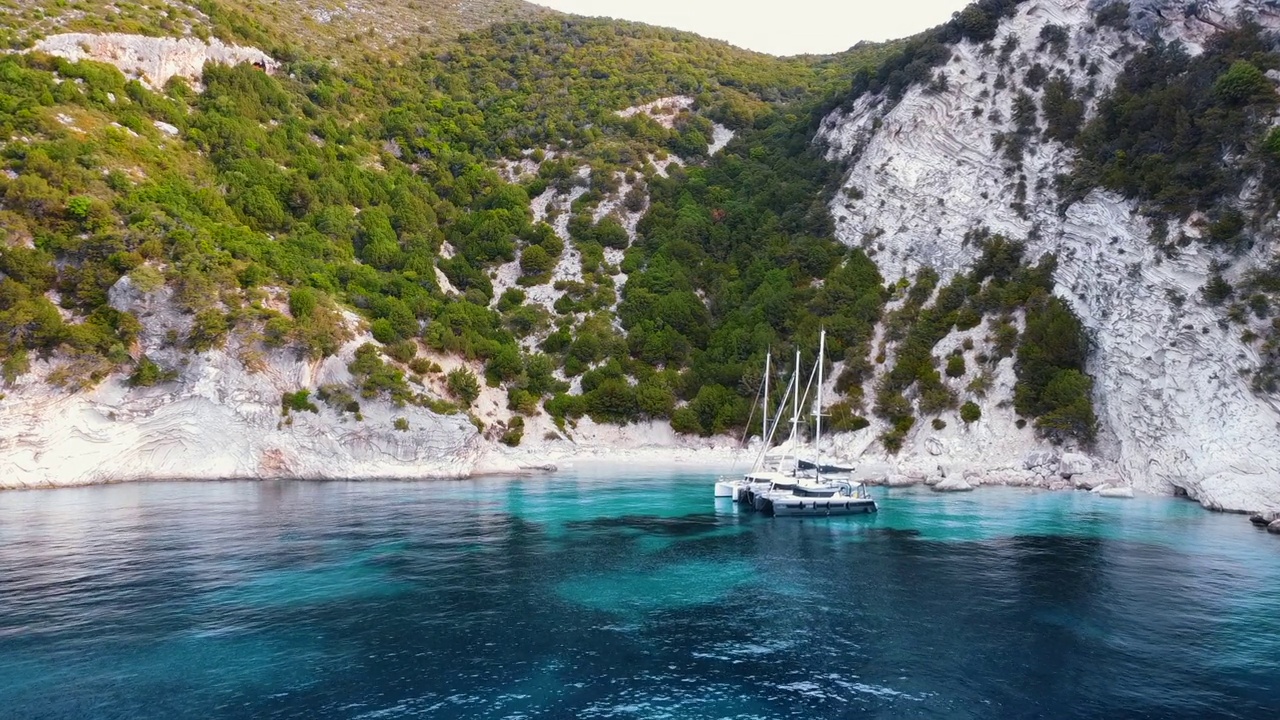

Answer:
[932,477,974,492]
[1098,486,1135,499]
[1269,520,1280,535]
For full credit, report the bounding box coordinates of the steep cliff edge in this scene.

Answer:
[818,0,1280,511]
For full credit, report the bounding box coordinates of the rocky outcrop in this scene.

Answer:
[1268,519,1280,534]
[0,277,484,489]
[932,477,974,492]
[1057,453,1094,479]
[0,275,751,489]
[1096,486,1136,499]
[32,33,276,89]
[818,0,1280,513]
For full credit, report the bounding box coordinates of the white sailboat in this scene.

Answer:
[755,330,878,517]
[714,351,786,498]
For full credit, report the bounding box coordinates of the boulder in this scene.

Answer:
[884,474,920,487]
[1098,486,1135,499]
[1074,476,1103,490]
[1249,514,1273,527]
[1023,450,1057,471]
[1057,452,1094,479]
[924,474,944,487]
[1269,520,1280,535]
[932,477,974,492]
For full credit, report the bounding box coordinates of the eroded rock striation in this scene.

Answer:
[0,277,483,489]
[818,0,1280,512]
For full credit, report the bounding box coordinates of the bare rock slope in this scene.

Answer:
[0,277,484,489]
[818,0,1280,511]
[33,33,277,89]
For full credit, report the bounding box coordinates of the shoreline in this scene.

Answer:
[2,442,1274,517]
[0,449,1153,499]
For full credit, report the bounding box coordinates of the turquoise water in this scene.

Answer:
[1,470,1278,718]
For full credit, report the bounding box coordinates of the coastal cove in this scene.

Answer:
[2,470,1277,719]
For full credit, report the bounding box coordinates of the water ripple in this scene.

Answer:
[0,475,1277,719]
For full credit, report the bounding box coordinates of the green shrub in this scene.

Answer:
[1014,296,1094,442]
[446,367,481,406]
[128,356,165,387]
[960,401,981,423]
[282,389,319,415]
[409,357,440,375]
[932,417,947,430]
[386,339,418,364]
[317,384,360,415]
[585,379,639,424]
[828,400,870,432]
[288,287,318,320]
[670,406,702,435]
[394,417,409,431]
[545,392,587,421]
[945,354,966,378]
[349,343,412,404]
[500,416,524,446]
[188,310,229,352]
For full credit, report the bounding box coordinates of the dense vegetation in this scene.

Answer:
[0,0,1110,449]
[1062,22,1280,395]
[0,0,550,60]
[871,235,1095,450]
[0,4,903,438]
[1065,24,1280,239]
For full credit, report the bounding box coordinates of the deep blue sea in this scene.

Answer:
[1,470,1278,719]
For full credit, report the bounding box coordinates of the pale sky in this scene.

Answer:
[530,0,972,56]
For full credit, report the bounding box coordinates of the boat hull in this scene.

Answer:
[769,497,878,517]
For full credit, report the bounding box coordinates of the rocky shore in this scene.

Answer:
[853,448,1134,498]
[1249,512,1280,535]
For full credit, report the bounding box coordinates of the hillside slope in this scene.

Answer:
[4,0,1280,512]
[818,0,1280,511]
[0,5,898,487]
[2,0,553,59]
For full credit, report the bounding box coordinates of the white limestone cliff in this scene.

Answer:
[817,0,1280,512]
[32,33,277,89]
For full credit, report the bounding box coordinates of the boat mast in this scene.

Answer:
[762,350,770,444]
[815,329,825,484]
[790,349,801,474]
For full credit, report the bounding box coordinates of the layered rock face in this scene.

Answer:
[818,0,1280,512]
[0,277,484,489]
[33,33,277,88]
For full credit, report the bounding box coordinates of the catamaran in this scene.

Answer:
[719,331,877,516]
[714,350,793,500]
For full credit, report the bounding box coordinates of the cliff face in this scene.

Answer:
[32,33,278,89]
[818,0,1280,512]
[0,276,486,489]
